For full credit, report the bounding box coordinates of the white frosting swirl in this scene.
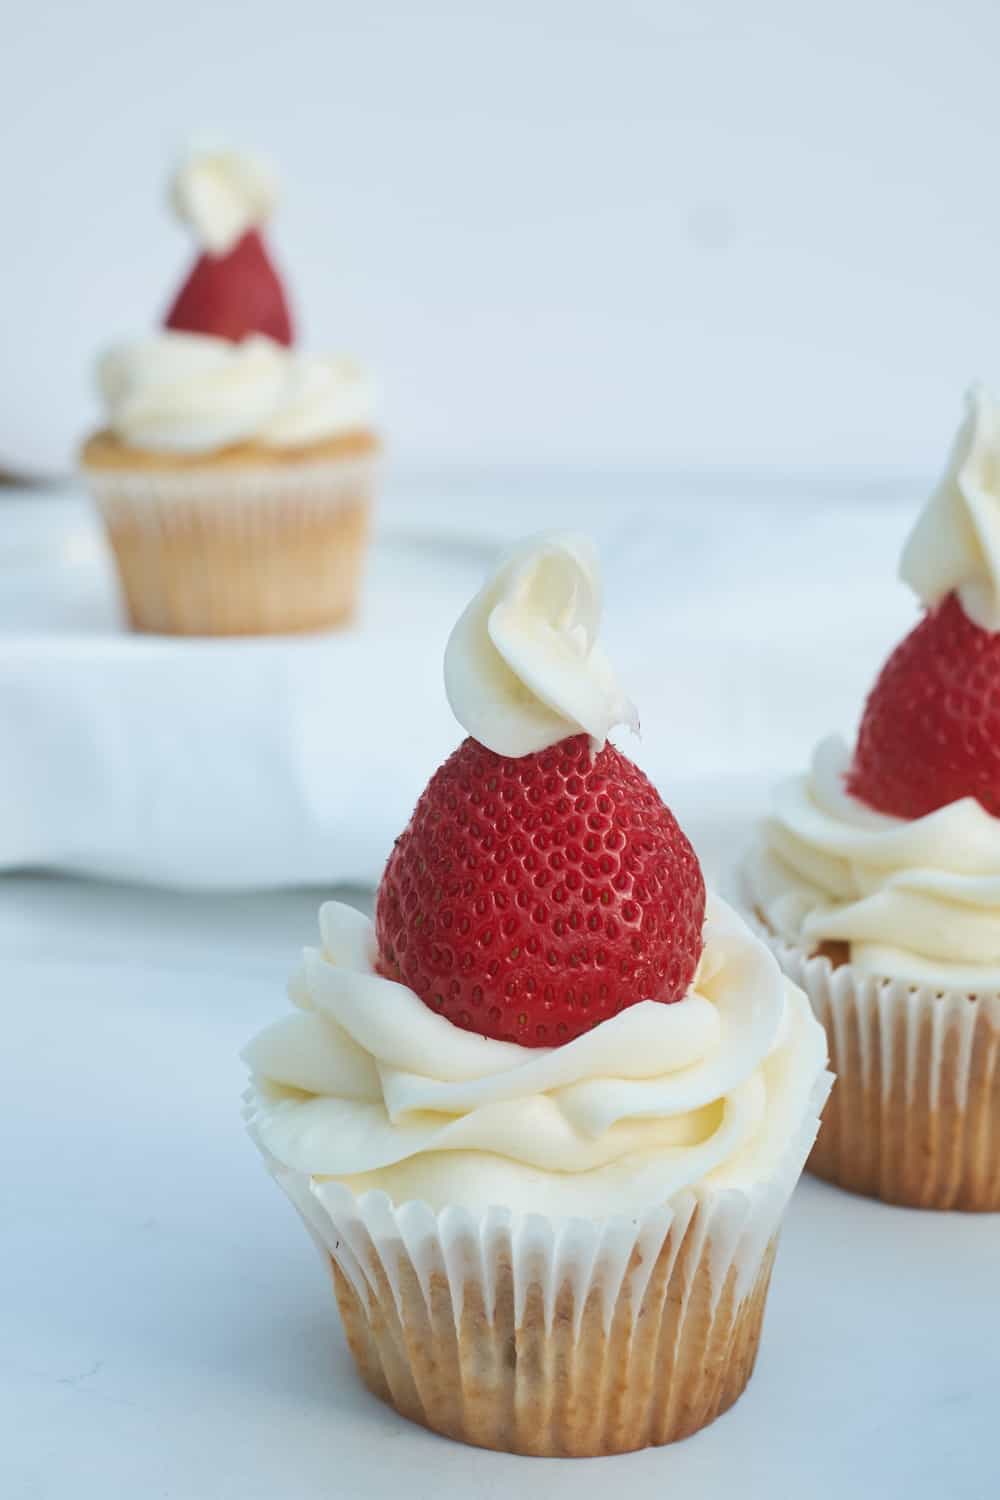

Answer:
[747,736,1000,989]
[443,533,638,757]
[243,896,826,1218]
[97,332,375,454]
[901,384,1000,630]
[170,147,277,255]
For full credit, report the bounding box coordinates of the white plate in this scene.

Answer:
[0,477,921,893]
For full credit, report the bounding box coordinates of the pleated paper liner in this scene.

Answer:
[751,925,1000,1211]
[82,455,376,636]
[247,1070,829,1458]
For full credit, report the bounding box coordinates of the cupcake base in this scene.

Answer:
[259,1137,827,1458]
[754,926,1000,1212]
[102,491,369,636]
[81,433,377,636]
[246,1050,828,1456]
[329,1225,777,1457]
[806,969,1000,1211]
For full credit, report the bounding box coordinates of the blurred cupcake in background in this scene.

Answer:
[742,386,1000,1211]
[80,147,379,636]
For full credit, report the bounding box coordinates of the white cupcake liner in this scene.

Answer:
[82,456,376,635]
[750,921,1000,1211]
[246,1068,829,1456]
[85,454,376,509]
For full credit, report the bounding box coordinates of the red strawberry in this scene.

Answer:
[164,229,293,346]
[375,734,706,1047]
[848,590,1000,819]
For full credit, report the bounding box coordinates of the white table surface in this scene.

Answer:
[4,841,999,1499]
[4,475,998,1495]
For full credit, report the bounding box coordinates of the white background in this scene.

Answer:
[5,0,1000,474]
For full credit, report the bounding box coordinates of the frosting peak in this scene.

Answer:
[443,533,638,758]
[243,896,827,1217]
[901,384,1000,631]
[170,147,277,256]
[746,735,1000,988]
[97,332,375,453]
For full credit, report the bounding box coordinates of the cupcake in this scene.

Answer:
[80,147,378,636]
[243,533,830,1456]
[744,386,1000,1211]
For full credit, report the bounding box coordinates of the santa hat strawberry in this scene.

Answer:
[848,386,1000,819]
[163,148,293,346]
[375,534,706,1046]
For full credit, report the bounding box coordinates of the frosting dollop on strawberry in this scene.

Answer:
[901,385,1000,632]
[444,533,638,757]
[170,147,278,256]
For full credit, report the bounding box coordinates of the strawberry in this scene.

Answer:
[848,590,1000,819]
[375,734,705,1046]
[164,228,293,346]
